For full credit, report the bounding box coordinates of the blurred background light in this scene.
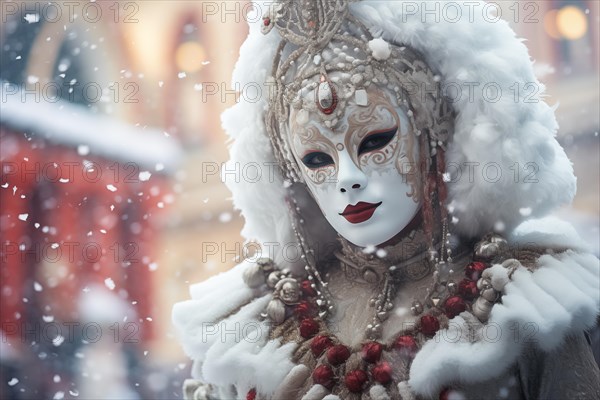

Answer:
[556,6,588,40]
[175,41,206,73]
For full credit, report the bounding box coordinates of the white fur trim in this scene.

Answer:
[408,250,600,397]
[486,264,510,291]
[172,262,297,397]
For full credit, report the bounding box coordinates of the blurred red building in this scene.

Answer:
[0,85,181,399]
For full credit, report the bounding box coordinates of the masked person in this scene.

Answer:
[173,1,600,399]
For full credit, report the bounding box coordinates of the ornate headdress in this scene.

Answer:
[262,0,454,184]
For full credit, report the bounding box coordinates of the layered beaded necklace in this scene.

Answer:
[245,245,496,399]
[242,197,507,399]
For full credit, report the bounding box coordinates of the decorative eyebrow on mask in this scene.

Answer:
[290,123,339,169]
[344,101,400,164]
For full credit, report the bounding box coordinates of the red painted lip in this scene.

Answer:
[339,201,382,224]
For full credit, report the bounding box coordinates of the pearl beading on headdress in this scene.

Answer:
[261,0,454,184]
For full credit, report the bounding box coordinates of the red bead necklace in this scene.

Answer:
[248,260,491,399]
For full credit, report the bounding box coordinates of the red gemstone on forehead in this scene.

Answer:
[361,341,383,363]
[420,315,440,337]
[394,335,418,356]
[458,279,479,300]
[344,369,368,393]
[311,335,333,357]
[465,261,487,281]
[444,296,467,319]
[326,344,351,365]
[372,361,393,384]
[313,365,335,389]
[315,76,338,115]
[263,17,271,26]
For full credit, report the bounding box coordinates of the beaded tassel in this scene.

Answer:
[285,192,335,319]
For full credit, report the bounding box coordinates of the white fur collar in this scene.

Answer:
[172,262,297,398]
[409,248,600,397]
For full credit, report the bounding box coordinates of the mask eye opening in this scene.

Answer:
[358,126,398,156]
[301,151,335,169]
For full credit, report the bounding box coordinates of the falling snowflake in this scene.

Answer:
[139,171,151,181]
[376,248,387,258]
[77,145,90,156]
[24,13,40,23]
[219,212,232,223]
[104,278,115,290]
[363,245,376,254]
[494,220,506,232]
[519,207,532,216]
[52,335,65,346]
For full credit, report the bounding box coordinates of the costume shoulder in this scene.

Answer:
[172,260,298,398]
[408,217,600,398]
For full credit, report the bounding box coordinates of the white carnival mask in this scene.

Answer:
[287,84,422,247]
